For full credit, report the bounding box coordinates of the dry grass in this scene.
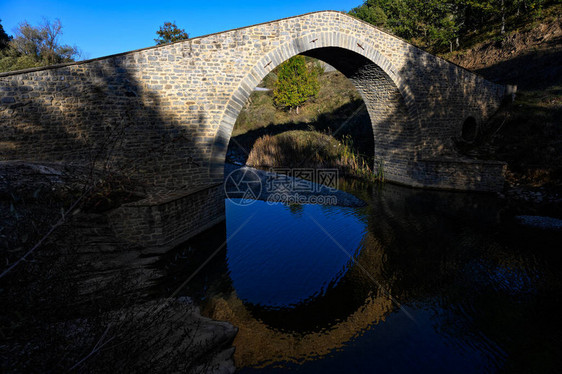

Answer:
[246,131,382,181]
[494,87,562,186]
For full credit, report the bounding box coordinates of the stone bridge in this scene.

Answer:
[0,11,508,246]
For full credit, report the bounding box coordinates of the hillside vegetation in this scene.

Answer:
[350,0,560,53]
[447,5,562,192]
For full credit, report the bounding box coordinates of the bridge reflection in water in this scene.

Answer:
[153,181,561,372]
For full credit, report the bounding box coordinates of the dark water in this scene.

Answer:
[155,182,562,373]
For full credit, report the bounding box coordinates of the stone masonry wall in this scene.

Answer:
[107,184,225,248]
[411,159,507,192]
[0,11,507,194]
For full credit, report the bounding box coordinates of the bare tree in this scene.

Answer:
[7,18,79,65]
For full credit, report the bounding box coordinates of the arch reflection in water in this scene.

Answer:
[225,199,367,310]
[208,199,394,368]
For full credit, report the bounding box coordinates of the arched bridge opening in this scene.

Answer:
[209,42,421,186]
[220,47,417,181]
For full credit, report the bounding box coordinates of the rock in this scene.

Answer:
[94,298,237,372]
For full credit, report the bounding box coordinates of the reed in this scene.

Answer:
[246,130,384,182]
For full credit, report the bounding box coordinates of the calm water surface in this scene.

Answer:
[156,182,562,373]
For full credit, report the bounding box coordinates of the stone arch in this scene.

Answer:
[208,32,422,182]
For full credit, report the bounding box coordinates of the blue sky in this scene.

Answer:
[1,0,362,59]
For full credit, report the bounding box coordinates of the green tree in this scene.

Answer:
[416,0,460,50]
[154,21,189,44]
[351,0,459,49]
[0,18,79,72]
[0,19,12,51]
[273,56,320,114]
[349,3,388,27]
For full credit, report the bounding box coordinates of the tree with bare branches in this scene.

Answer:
[0,18,80,72]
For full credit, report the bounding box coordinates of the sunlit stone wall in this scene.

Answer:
[0,11,506,194]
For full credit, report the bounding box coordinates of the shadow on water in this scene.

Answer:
[153,180,562,372]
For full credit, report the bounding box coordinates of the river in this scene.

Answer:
[153,177,562,373]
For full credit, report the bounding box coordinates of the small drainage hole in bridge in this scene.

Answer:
[461,116,478,143]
